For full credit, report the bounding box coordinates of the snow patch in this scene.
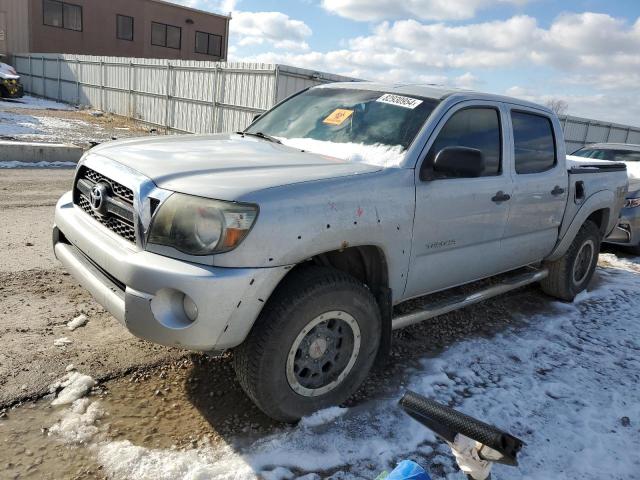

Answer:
[53,337,73,347]
[0,161,77,168]
[0,95,74,111]
[50,372,96,405]
[277,137,405,167]
[96,440,258,480]
[299,406,347,428]
[262,467,295,480]
[49,398,105,444]
[67,314,88,331]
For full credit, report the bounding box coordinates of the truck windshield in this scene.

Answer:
[246,87,439,167]
[572,147,640,162]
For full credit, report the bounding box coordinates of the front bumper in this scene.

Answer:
[53,191,289,351]
[605,205,640,247]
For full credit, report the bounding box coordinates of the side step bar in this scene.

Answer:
[391,268,549,330]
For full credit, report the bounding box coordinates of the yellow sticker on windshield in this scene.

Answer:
[323,109,353,126]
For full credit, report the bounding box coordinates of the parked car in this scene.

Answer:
[569,143,640,254]
[52,84,628,421]
[0,60,24,99]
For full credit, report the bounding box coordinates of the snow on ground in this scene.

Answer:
[0,95,74,111]
[0,160,77,168]
[50,372,96,406]
[0,110,92,140]
[52,254,640,479]
[48,398,105,445]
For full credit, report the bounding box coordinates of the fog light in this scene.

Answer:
[183,294,198,322]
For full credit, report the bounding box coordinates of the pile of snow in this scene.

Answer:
[299,406,348,428]
[67,314,88,331]
[49,398,105,444]
[0,95,74,111]
[50,372,96,405]
[0,161,76,168]
[53,337,73,347]
[278,137,405,167]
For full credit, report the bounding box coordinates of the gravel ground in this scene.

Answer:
[0,169,186,408]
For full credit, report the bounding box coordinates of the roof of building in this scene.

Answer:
[148,0,231,20]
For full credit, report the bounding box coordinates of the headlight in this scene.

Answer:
[147,193,258,255]
[625,198,640,209]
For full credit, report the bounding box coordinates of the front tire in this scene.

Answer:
[233,266,381,422]
[541,220,601,301]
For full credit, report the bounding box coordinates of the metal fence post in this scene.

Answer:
[100,60,105,111]
[42,56,46,97]
[128,61,133,117]
[76,58,81,105]
[164,62,172,132]
[57,57,61,101]
[28,55,33,93]
[212,64,221,133]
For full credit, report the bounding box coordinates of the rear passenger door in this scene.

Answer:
[501,108,567,267]
[406,102,513,299]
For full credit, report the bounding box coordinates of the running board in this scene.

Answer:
[391,268,549,331]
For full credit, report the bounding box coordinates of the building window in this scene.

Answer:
[151,22,181,49]
[43,0,82,31]
[195,31,223,57]
[116,14,134,41]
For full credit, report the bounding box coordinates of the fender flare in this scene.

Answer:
[546,190,613,261]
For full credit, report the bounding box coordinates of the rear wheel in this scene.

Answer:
[541,220,600,301]
[233,266,381,422]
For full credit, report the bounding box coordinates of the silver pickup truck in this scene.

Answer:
[53,83,627,421]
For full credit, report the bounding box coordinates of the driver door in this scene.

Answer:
[404,102,514,298]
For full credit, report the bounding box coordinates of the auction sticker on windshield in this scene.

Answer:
[323,109,354,126]
[376,94,423,109]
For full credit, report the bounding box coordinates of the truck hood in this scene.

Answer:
[90,134,383,199]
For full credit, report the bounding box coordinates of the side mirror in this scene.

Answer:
[431,146,484,179]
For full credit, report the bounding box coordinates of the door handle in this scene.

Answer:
[491,191,511,203]
[551,186,565,196]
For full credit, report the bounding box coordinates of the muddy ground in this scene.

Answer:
[1,168,638,479]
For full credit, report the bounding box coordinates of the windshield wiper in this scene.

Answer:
[237,131,282,144]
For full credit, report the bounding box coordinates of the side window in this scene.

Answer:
[512,111,556,174]
[424,108,501,178]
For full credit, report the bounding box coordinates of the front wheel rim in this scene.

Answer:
[573,239,595,285]
[286,311,361,397]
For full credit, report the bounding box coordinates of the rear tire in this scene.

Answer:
[233,265,381,422]
[541,220,601,301]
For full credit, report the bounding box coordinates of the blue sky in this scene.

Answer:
[170,0,640,126]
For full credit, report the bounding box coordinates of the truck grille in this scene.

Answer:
[74,166,136,243]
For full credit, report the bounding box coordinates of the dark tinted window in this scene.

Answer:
[195,31,223,56]
[151,22,181,49]
[166,25,181,49]
[62,3,81,31]
[512,111,556,174]
[117,14,134,41]
[43,0,81,31]
[426,108,502,177]
[43,0,63,27]
[572,148,640,162]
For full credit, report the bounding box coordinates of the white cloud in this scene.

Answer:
[232,11,312,51]
[321,0,529,22]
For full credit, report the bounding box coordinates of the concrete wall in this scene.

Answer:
[0,0,30,56]
[5,0,229,61]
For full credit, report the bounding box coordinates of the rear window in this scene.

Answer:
[572,148,640,162]
[512,111,556,174]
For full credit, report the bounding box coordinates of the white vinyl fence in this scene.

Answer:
[12,53,640,150]
[559,114,640,154]
[12,53,356,134]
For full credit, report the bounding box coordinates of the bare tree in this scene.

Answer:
[545,99,569,116]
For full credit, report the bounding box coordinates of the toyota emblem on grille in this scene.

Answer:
[90,183,109,215]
